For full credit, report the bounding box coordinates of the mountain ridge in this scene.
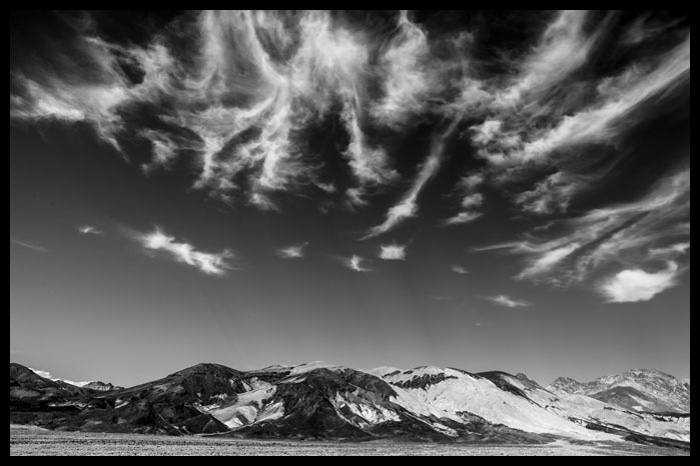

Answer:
[9,362,690,449]
[548,368,690,414]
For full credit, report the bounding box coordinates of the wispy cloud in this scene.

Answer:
[517,243,581,280]
[371,11,436,128]
[138,228,234,276]
[140,130,178,173]
[444,211,483,226]
[78,225,104,236]
[366,121,460,237]
[343,254,371,273]
[600,261,681,303]
[514,172,582,215]
[379,243,407,261]
[468,15,689,219]
[10,11,411,209]
[494,10,609,108]
[11,10,689,234]
[451,265,469,275]
[445,170,486,226]
[10,238,48,253]
[9,10,690,285]
[487,294,530,308]
[479,166,690,294]
[277,242,309,259]
[649,242,690,257]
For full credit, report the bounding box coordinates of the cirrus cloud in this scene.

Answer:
[138,228,234,276]
[487,294,530,308]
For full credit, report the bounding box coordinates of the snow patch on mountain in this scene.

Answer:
[332,393,401,426]
[204,383,282,429]
[289,361,343,375]
[365,366,404,377]
[381,367,614,439]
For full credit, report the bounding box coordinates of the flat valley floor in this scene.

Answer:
[10,426,689,456]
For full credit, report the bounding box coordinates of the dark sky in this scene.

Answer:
[10,10,690,387]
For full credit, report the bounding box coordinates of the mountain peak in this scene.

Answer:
[169,362,241,378]
[548,369,690,414]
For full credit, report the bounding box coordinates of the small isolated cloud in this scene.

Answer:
[444,211,483,226]
[10,238,48,253]
[343,255,371,272]
[78,225,104,236]
[474,322,482,327]
[487,294,530,308]
[451,265,469,274]
[458,173,485,192]
[277,242,309,259]
[600,261,680,303]
[138,228,234,276]
[379,243,407,261]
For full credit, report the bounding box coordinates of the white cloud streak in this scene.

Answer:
[487,294,530,308]
[366,120,460,237]
[649,242,690,257]
[10,238,48,253]
[600,261,680,303]
[138,228,234,276]
[78,225,104,236]
[444,211,483,226]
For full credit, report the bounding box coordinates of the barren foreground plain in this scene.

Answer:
[10,425,689,456]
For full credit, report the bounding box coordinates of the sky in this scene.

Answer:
[10,10,690,388]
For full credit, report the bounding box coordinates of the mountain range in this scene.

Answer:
[548,369,690,414]
[9,362,690,450]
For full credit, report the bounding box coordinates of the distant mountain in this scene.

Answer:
[548,369,690,414]
[81,381,123,392]
[10,363,84,400]
[9,362,690,450]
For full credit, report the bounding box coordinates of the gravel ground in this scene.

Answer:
[10,425,689,456]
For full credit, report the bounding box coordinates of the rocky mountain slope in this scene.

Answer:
[9,362,690,450]
[548,369,690,414]
[81,381,123,391]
